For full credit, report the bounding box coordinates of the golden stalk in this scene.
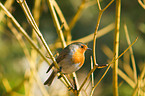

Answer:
[47,0,66,48]
[0,0,14,22]
[132,64,145,96]
[8,8,50,96]
[138,0,145,9]
[7,22,31,61]
[113,0,121,95]
[52,0,71,43]
[52,23,115,49]
[90,37,138,96]
[93,0,114,67]
[124,24,137,83]
[78,0,114,93]
[69,0,96,31]
[91,56,94,88]
[0,2,73,91]
[16,0,74,90]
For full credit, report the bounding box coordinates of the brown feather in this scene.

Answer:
[44,71,57,86]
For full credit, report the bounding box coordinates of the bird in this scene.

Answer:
[44,42,91,86]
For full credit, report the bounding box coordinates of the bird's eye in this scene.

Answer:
[81,45,84,48]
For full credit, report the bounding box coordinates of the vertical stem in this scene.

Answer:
[124,24,137,83]
[52,0,71,43]
[47,0,66,48]
[47,0,80,92]
[91,56,94,88]
[113,0,121,96]
[93,12,103,66]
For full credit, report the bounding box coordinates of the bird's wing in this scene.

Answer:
[56,46,70,63]
[46,47,70,73]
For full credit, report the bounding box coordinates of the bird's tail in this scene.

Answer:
[44,71,57,86]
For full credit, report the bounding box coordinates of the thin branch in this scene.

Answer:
[52,0,71,42]
[91,56,94,88]
[16,0,74,90]
[90,37,138,96]
[69,0,96,30]
[7,21,31,61]
[90,56,94,96]
[0,0,14,22]
[17,0,60,71]
[101,43,145,94]
[78,0,114,93]
[97,0,102,10]
[0,1,51,67]
[47,0,66,48]
[90,64,111,96]
[2,77,24,96]
[132,64,145,96]
[138,0,145,9]
[92,11,103,66]
[52,23,115,49]
[52,1,80,91]
[93,0,114,68]
[75,23,114,43]
[0,2,73,91]
[113,0,121,95]
[102,0,114,12]
[124,24,137,83]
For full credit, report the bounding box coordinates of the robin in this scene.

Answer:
[44,42,91,86]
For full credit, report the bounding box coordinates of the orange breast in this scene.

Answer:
[72,49,85,67]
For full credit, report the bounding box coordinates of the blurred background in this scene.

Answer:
[0,0,145,96]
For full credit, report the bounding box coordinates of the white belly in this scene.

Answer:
[58,57,81,74]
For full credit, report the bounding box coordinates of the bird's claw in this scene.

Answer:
[58,74,62,79]
[57,66,62,73]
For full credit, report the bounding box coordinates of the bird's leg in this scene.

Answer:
[58,75,62,79]
[57,67,63,79]
[73,77,77,90]
[58,66,62,72]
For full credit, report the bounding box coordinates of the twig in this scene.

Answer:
[132,64,145,96]
[93,0,114,68]
[16,0,74,90]
[7,21,31,61]
[0,2,73,91]
[74,23,115,43]
[0,0,14,22]
[78,0,114,93]
[47,0,66,48]
[90,37,138,96]
[52,0,71,42]
[102,39,145,95]
[118,68,135,88]
[2,77,24,96]
[51,1,80,91]
[90,64,111,96]
[102,43,145,94]
[0,2,51,69]
[7,5,49,96]
[91,56,94,88]
[16,0,60,70]
[113,0,121,95]
[90,56,94,96]
[52,23,115,49]
[69,0,96,31]
[138,0,145,9]
[124,24,137,83]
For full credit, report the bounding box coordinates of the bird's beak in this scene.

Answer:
[87,48,92,50]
